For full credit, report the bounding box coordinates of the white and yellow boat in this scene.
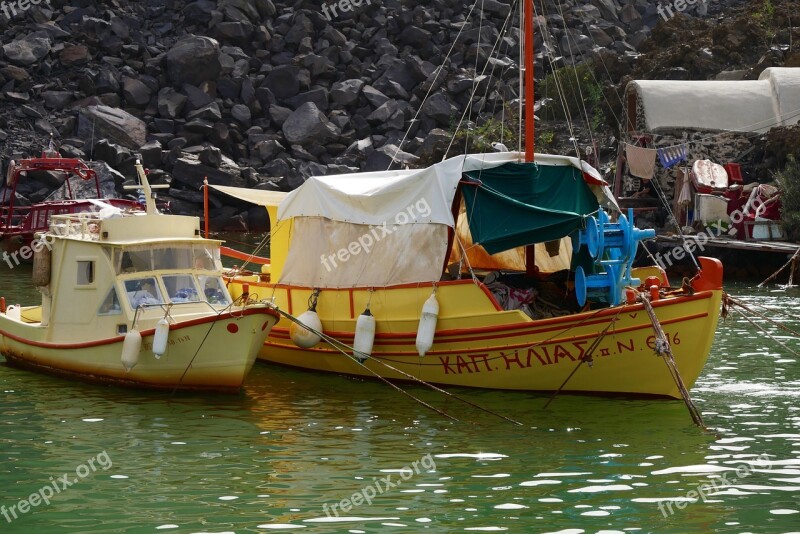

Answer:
[217,152,724,399]
[0,161,280,392]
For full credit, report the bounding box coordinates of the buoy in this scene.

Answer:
[290,309,323,348]
[353,308,376,361]
[121,329,142,371]
[153,317,170,358]
[415,292,439,357]
[32,240,51,287]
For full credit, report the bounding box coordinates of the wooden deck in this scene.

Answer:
[656,235,800,255]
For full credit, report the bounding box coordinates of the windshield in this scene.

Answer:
[121,274,232,309]
[114,244,221,274]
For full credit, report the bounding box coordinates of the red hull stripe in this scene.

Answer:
[268,310,709,357]
[269,291,714,343]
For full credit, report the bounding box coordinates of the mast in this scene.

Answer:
[523,0,537,277]
[524,0,535,161]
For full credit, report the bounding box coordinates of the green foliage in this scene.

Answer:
[540,63,605,129]
[540,130,555,145]
[450,106,519,155]
[773,155,800,242]
[753,0,776,39]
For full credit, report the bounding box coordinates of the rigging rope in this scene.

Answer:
[639,294,705,428]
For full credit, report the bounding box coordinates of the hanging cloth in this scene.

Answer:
[657,144,688,168]
[625,143,658,180]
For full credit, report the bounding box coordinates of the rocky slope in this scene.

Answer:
[0,0,786,228]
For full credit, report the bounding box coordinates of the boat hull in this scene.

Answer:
[0,307,279,392]
[226,279,723,399]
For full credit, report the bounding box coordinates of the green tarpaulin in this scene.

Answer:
[462,162,599,254]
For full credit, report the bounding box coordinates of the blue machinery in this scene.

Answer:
[572,208,655,306]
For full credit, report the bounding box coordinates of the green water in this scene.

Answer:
[0,263,798,533]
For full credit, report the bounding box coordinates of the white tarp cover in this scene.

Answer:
[628,67,800,134]
[280,217,449,288]
[274,152,606,288]
[275,152,601,225]
[207,185,287,207]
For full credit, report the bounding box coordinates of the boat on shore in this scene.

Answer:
[215,151,723,399]
[0,160,280,392]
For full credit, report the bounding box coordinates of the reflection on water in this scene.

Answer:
[0,273,798,531]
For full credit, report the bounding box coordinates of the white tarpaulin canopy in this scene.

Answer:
[277,152,529,225]
[278,152,608,288]
[627,67,800,134]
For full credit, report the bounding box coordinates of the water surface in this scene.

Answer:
[0,265,798,533]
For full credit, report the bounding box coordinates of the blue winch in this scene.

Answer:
[572,208,655,306]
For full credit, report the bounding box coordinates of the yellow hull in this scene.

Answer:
[0,307,279,392]
[227,277,722,399]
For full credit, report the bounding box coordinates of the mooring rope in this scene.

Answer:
[543,312,622,409]
[724,294,800,338]
[724,301,800,359]
[639,295,705,428]
[268,305,525,426]
[758,247,800,288]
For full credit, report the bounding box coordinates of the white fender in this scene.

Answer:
[353,308,376,360]
[290,309,323,348]
[121,329,142,371]
[153,317,170,358]
[415,293,439,357]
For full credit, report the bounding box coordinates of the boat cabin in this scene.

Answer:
[32,209,233,343]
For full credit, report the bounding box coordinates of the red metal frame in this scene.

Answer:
[0,151,139,243]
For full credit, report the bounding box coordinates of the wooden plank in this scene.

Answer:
[655,235,800,254]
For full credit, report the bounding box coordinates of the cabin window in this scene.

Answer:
[162,274,201,303]
[98,287,122,316]
[153,248,193,270]
[77,260,95,285]
[119,249,152,273]
[201,276,232,306]
[124,277,164,309]
[114,245,221,274]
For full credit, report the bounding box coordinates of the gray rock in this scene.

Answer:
[139,141,163,168]
[166,36,222,86]
[422,92,457,125]
[231,104,252,127]
[199,146,222,168]
[362,85,390,108]
[3,35,50,66]
[263,65,300,100]
[42,91,74,110]
[77,105,146,149]
[187,103,223,122]
[331,79,365,106]
[285,88,329,111]
[157,88,187,119]
[268,105,293,127]
[282,102,340,146]
[171,153,246,189]
[122,77,152,108]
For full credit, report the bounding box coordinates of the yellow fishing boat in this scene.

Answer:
[0,160,280,392]
[216,151,723,399]
[215,0,722,400]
